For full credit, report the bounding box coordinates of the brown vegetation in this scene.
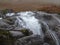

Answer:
[0,3,60,13]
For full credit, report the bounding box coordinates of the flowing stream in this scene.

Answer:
[1,11,60,45]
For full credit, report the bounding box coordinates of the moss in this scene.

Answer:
[1,9,14,15]
[2,9,9,14]
[0,30,16,45]
[0,29,32,45]
[20,29,30,36]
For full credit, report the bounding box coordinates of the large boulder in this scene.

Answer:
[15,35,43,45]
[9,31,24,39]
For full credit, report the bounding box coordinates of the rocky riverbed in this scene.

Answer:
[0,9,60,45]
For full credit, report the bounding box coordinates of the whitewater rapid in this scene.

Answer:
[15,11,43,35]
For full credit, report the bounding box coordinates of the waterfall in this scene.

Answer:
[0,18,2,19]
[15,11,43,36]
[6,13,15,16]
[4,11,60,45]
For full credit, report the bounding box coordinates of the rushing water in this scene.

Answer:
[4,11,60,45]
[15,11,43,35]
[40,20,59,45]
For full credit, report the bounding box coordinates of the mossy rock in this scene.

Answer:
[0,30,16,45]
[20,29,33,36]
[2,9,14,14]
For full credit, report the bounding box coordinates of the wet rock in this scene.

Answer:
[0,35,12,45]
[0,10,3,17]
[20,29,33,36]
[0,20,13,30]
[54,25,60,38]
[43,43,50,45]
[43,15,52,20]
[0,9,14,19]
[0,31,12,45]
[4,17,16,25]
[0,19,7,26]
[2,9,14,14]
[9,31,24,39]
[15,35,43,45]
